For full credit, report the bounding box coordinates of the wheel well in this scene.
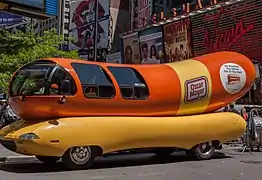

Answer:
[212,140,221,148]
[90,145,103,156]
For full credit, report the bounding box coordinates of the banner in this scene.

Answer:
[7,0,44,8]
[139,27,164,64]
[138,0,153,28]
[0,12,22,25]
[69,0,109,61]
[163,18,192,62]
[106,51,122,63]
[122,32,140,64]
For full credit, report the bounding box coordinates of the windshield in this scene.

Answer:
[9,60,57,96]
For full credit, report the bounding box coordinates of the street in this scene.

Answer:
[0,146,261,180]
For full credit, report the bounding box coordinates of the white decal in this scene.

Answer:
[185,76,208,103]
[220,63,246,94]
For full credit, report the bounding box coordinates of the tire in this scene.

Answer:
[152,148,174,156]
[36,156,60,164]
[186,141,215,160]
[62,146,95,170]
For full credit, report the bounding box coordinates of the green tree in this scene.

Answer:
[0,28,80,93]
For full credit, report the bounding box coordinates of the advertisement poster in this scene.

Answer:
[0,12,23,25]
[138,0,153,28]
[122,32,140,64]
[163,18,192,62]
[69,0,109,61]
[106,51,122,63]
[139,27,164,64]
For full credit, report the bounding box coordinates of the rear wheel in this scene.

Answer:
[186,141,215,160]
[62,146,95,170]
[36,156,60,164]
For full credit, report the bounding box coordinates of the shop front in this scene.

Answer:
[190,0,262,105]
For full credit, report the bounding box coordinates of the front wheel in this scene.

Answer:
[62,146,95,170]
[36,156,60,164]
[186,141,215,160]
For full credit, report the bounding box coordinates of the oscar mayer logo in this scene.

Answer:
[185,76,208,103]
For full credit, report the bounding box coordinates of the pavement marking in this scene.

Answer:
[138,172,167,176]
[91,175,127,179]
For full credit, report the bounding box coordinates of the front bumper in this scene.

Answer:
[0,121,64,157]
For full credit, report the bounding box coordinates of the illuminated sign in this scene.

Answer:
[151,0,223,24]
[138,0,153,28]
[45,0,58,15]
[6,0,44,8]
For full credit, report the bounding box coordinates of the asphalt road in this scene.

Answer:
[0,147,261,180]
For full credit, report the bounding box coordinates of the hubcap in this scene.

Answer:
[69,146,91,165]
[196,142,213,155]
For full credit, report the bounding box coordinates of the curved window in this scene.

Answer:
[48,66,77,95]
[71,63,115,98]
[107,66,149,100]
[9,60,56,96]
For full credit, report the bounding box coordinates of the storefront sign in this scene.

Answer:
[191,0,262,61]
[0,12,22,25]
[202,7,254,52]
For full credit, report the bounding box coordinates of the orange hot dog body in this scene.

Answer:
[9,51,255,121]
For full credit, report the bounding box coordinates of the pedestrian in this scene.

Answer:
[228,103,240,114]
[223,105,229,112]
[240,107,248,121]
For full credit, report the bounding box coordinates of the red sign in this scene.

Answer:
[191,0,262,61]
[202,7,254,52]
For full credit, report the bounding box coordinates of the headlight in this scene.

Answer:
[19,133,39,140]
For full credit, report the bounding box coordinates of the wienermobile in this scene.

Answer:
[0,51,255,170]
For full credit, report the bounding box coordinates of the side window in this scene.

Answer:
[49,67,77,95]
[107,66,149,100]
[71,63,115,98]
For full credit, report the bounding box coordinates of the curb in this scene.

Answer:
[0,155,37,163]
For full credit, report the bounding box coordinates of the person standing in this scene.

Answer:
[228,103,240,114]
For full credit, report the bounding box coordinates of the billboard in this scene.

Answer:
[138,0,153,28]
[7,0,44,8]
[122,32,140,64]
[163,18,193,62]
[191,0,262,61]
[139,27,164,64]
[69,0,110,61]
[0,12,22,25]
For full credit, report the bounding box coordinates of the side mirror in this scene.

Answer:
[60,80,71,95]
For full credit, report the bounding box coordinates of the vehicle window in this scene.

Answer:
[71,63,115,98]
[107,66,149,100]
[49,66,77,95]
[9,60,56,96]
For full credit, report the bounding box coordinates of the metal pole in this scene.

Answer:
[94,0,99,61]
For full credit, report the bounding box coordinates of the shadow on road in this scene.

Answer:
[0,152,231,174]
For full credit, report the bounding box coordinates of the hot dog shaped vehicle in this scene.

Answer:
[0,51,255,170]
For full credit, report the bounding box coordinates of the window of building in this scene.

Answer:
[49,66,77,95]
[71,63,115,98]
[107,66,149,100]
